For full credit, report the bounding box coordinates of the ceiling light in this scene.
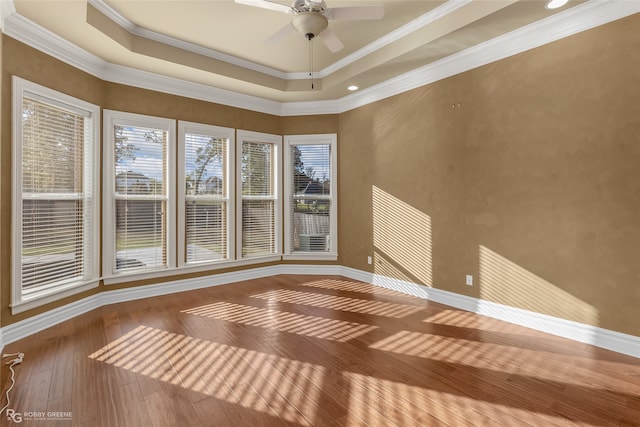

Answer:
[347,85,359,91]
[292,12,328,39]
[545,0,568,9]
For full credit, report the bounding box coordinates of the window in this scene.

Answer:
[236,131,281,260]
[12,77,100,312]
[103,111,176,277]
[284,134,337,259]
[178,122,234,266]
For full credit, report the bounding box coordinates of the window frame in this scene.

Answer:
[236,130,282,262]
[177,121,235,267]
[102,110,177,282]
[11,76,101,313]
[283,134,338,261]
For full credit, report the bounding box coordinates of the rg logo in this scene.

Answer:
[6,409,22,423]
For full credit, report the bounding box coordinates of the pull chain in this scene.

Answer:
[307,34,314,90]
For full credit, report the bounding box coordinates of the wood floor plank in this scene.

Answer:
[48,334,74,403]
[21,369,51,414]
[71,351,102,427]
[46,395,73,427]
[101,310,139,388]
[143,388,188,427]
[113,380,153,427]
[1,275,638,426]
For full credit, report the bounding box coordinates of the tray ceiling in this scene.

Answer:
[9,0,589,103]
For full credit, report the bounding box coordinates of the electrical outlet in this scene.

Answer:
[367,256,372,265]
[466,275,473,286]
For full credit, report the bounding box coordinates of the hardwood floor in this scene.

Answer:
[1,275,639,426]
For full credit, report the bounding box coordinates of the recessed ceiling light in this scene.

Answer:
[347,85,359,91]
[545,0,568,9]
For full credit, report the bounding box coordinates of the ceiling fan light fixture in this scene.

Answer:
[292,11,328,38]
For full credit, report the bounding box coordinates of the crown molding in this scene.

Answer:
[0,0,16,31]
[336,0,640,114]
[3,0,639,116]
[280,99,340,116]
[4,12,108,78]
[86,0,133,31]
[103,63,282,115]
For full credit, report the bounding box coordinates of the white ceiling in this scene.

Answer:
[6,0,596,104]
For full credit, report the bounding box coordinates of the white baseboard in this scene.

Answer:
[1,264,637,360]
[279,264,343,276]
[340,266,640,359]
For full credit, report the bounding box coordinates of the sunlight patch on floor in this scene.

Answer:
[300,278,409,297]
[182,301,377,341]
[368,329,537,373]
[251,288,423,318]
[422,309,528,334]
[89,325,324,426]
[344,372,576,426]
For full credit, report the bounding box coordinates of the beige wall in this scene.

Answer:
[2,14,639,337]
[339,14,640,336]
[282,115,340,135]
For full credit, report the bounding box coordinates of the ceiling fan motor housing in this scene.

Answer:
[294,0,327,13]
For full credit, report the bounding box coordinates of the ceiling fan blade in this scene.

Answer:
[325,6,385,20]
[234,0,292,15]
[319,28,344,53]
[265,23,295,45]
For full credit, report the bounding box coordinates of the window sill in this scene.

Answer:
[11,280,100,315]
[103,255,282,286]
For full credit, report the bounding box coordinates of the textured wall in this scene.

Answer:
[338,14,640,336]
[281,115,339,136]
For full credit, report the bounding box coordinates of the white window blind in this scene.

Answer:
[179,123,233,265]
[284,135,337,257]
[237,131,281,259]
[12,77,99,311]
[104,111,176,276]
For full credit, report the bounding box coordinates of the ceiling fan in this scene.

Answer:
[234,0,385,53]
